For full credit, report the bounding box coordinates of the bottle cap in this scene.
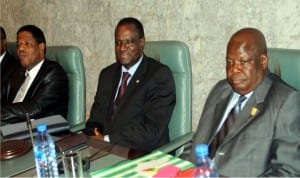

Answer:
[195,144,209,157]
[37,123,47,132]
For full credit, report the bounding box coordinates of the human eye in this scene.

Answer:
[17,41,27,48]
[115,39,133,46]
[27,41,35,47]
[18,40,35,48]
[124,39,131,45]
[16,41,22,48]
[239,59,252,65]
[115,40,121,46]
[240,60,247,65]
[226,60,233,66]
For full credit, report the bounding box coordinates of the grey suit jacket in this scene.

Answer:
[189,72,300,177]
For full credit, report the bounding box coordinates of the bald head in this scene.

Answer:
[228,28,267,58]
[226,28,269,94]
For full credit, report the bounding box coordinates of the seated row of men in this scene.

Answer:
[1,16,299,177]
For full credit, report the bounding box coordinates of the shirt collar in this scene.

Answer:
[232,91,253,100]
[27,59,45,78]
[121,54,143,76]
[230,91,253,107]
[0,51,7,63]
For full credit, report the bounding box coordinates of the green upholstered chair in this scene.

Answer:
[144,41,193,156]
[7,43,86,132]
[268,48,300,91]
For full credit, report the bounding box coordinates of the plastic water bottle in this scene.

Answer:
[194,144,219,178]
[33,123,59,178]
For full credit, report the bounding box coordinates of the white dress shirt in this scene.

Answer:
[0,51,6,63]
[13,60,45,103]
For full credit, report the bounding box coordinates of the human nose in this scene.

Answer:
[118,42,129,51]
[227,61,242,72]
[17,42,26,51]
[232,62,243,72]
[120,44,128,51]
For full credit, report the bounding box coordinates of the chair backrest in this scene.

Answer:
[7,43,86,132]
[144,41,192,143]
[268,48,300,91]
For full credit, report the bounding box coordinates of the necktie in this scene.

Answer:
[13,71,31,103]
[114,72,130,105]
[234,95,247,117]
[209,95,246,157]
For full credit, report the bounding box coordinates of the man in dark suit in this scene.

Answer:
[84,17,176,152]
[189,28,300,177]
[0,26,18,87]
[1,25,68,125]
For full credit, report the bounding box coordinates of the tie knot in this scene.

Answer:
[235,95,247,115]
[238,95,247,105]
[122,72,130,81]
[25,71,29,77]
[121,72,130,86]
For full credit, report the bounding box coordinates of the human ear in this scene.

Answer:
[39,43,46,56]
[260,54,268,69]
[139,38,145,50]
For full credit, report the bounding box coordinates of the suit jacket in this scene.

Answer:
[1,60,69,125]
[189,72,300,177]
[1,52,18,86]
[85,55,176,152]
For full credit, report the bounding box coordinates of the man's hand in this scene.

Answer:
[91,128,104,141]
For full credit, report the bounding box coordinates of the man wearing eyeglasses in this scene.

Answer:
[84,17,176,153]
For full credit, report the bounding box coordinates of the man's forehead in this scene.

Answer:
[18,31,34,38]
[17,35,37,43]
[115,31,138,41]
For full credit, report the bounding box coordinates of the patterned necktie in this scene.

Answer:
[114,72,130,105]
[13,71,31,103]
[209,95,246,157]
[234,95,247,117]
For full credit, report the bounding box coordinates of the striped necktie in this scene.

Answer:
[234,95,247,117]
[209,95,247,157]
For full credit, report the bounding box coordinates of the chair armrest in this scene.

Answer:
[70,123,86,133]
[156,132,193,155]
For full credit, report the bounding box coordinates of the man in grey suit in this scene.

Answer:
[189,28,300,176]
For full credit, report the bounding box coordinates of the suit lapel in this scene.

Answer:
[222,74,273,145]
[24,60,48,100]
[111,65,122,99]
[1,54,9,72]
[8,68,25,102]
[207,90,233,145]
[115,56,148,108]
[106,64,122,121]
